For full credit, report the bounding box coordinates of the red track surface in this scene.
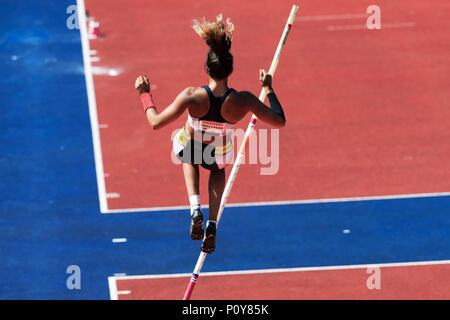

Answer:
[86,0,450,209]
[86,0,450,300]
[113,263,450,300]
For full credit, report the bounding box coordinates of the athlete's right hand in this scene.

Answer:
[259,69,273,94]
[135,75,150,95]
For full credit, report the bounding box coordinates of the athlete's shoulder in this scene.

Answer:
[178,86,207,102]
[230,90,258,104]
[180,86,201,96]
[232,90,254,97]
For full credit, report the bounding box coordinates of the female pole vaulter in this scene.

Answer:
[135,15,286,254]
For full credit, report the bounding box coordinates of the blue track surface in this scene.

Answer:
[1,1,450,299]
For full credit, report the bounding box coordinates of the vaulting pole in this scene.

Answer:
[183,4,299,300]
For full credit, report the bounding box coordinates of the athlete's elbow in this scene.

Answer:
[151,123,162,130]
[148,119,161,130]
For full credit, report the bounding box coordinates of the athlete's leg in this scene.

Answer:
[208,168,226,221]
[183,163,203,240]
[201,168,226,253]
[183,162,199,196]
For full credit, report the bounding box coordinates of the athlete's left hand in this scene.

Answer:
[135,75,150,95]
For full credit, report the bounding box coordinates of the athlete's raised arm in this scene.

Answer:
[239,69,286,128]
[135,75,193,130]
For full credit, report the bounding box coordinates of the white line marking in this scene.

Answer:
[110,259,450,281]
[106,193,120,199]
[327,22,415,31]
[107,277,118,300]
[103,192,450,214]
[112,238,127,243]
[77,0,108,213]
[99,124,109,129]
[298,14,367,21]
[114,273,127,277]
[117,290,131,295]
[106,204,189,213]
[89,50,97,55]
[91,66,123,77]
[107,276,131,300]
[108,69,120,77]
[90,56,101,62]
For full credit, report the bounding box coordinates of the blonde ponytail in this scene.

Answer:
[193,14,235,79]
[193,14,234,56]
